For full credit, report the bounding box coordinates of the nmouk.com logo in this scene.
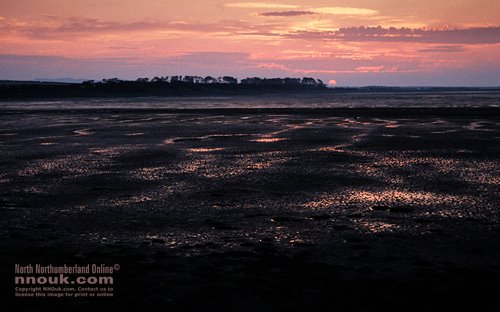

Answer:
[14,264,119,298]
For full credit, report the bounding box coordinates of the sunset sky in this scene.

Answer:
[1,0,499,86]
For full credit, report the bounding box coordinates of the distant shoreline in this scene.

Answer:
[1,80,499,100]
[0,77,329,100]
[2,107,499,119]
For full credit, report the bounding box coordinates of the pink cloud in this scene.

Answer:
[0,16,264,40]
[287,26,500,44]
[259,11,316,17]
[417,45,466,53]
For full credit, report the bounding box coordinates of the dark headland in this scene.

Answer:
[0,76,327,100]
[1,77,499,100]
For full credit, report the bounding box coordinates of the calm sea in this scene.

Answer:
[1,91,499,110]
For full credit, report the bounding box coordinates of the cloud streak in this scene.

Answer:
[287,26,500,44]
[259,11,316,17]
[3,15,499,47]
[225,2,299,9]
[0,16,259,40]
[0,17,166,39]
[417,45,466,53]
[311,7,378,16]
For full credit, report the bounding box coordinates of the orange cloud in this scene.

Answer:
[225,2,299,9]
[355,66,387,73]
[311,7,378,16]
[259,11,316,17]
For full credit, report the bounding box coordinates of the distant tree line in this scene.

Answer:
[84,76,325,86]
[0,76,328,100]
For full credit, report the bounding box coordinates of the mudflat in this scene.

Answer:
[1,107,499,311]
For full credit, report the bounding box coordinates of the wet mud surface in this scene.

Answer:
[1,107,499,311]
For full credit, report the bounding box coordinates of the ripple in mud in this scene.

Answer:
[165,133,251,144]
[300,188,482,219]
[73,129,94,136]
[125,132,145,136]
[187,148,225,153]
[355,220,400,233]
[17,154,109,177]
[252,138,287,143]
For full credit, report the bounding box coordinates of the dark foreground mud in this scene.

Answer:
[1,107,499,311]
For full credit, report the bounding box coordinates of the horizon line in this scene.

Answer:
[1,79,499,89]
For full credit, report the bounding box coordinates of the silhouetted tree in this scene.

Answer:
[102,78,121,84]
[203,76,218,84]
[183,76,195,83]
[301,77,317,85]
[241,77,262,84]
[283,78,301,85]
[169,76,181,82]
[221,76,238,84]
[193,76,204,83]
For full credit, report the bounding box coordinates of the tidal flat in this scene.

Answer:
[1,106,499,311]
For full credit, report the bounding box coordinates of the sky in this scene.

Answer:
[0,0,499,86]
